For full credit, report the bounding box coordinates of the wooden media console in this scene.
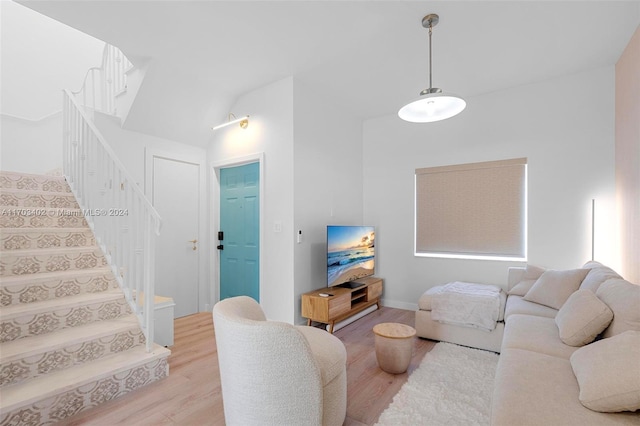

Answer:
[301,276,383,333]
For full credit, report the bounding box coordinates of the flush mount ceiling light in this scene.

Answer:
[398,14,466,123]
[212,113,249,131]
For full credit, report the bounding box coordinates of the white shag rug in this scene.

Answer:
[375,342,499,426]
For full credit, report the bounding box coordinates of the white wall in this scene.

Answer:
[208,77,295,322]
[0,1,103,174]
[93,112,205,187]
[0,113,62,174]
[93,111,209,311]
[363,66,617,310]
[207,76,364,324]
[0,1,104,119]
[292,77,364,324]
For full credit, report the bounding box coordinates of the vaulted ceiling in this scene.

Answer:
[18,1,640,146]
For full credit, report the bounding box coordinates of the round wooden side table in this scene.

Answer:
[372,322,416,374]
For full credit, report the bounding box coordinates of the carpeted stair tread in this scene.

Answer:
[0,266,113,287]
[1,245,100,257]
[0,228,95,251]
[0,227,91,235]
[0,172,70,193]
[0,171,67,180]
[0,189,79,209]
[0,188,77,198]
[0,289,125,320]
[0,206,81,214]
[1,246,107,278]
[0,344,170,412]
[0,209,87,229]
[0,314,139,362]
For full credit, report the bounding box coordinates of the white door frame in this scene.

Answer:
[144,148,208,312]
[210,152,265,305]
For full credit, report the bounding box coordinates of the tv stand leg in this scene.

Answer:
[307,319,312,327]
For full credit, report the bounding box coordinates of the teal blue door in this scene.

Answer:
[219,162,260,301]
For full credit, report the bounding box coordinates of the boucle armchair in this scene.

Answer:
[212,296,347,426]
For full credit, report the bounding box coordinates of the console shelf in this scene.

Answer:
[301,276,383,333]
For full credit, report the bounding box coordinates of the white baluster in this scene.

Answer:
[63,93,69,177]
[62,89,161,351]
[144,212,156,351]
[128,194,138,300]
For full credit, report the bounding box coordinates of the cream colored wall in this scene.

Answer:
[615,26,640,283]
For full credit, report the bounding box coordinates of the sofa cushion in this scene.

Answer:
[596,278,640,338]
[583,260,606,269]
[523,268,589,309]
[491,348,637,425]
[508,264,546,296]
[580,264,622,293]
[555,289,614,347]
[502,314,579,359]
[570,331,640,412]
[504,295,558,320]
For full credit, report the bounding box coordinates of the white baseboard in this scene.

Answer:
[381,298,418,311]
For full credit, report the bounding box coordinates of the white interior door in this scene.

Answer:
[151,156,200,318]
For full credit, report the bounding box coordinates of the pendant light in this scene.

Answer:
[398,14,466,123]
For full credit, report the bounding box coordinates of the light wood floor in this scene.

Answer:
[61,307,435,425]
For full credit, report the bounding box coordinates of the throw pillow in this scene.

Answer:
[508,264,546,296]
[555,289,613,346]
[580,265,622,293]
[595,278,640,338]
[523,268,589,310]
[570,331,640,412]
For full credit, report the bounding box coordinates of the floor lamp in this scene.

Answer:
[591,199,595,261]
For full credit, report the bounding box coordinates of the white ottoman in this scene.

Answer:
[415,284,506,353]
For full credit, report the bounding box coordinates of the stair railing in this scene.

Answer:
[73,44,132,114]
[63,89,160,351]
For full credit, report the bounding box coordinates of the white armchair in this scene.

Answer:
[212,296,347,426]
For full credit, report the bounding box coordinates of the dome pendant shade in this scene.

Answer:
[399,14,466,123]
[398,91,466,123]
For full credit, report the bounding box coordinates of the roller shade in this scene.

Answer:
[415,158,527,260]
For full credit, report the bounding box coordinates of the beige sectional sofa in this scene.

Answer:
[416,261,640,424]
[492,261,640,425]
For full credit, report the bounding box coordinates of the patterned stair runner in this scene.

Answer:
[0,171,170,426]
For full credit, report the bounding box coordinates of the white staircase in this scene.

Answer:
[0,171,170,425]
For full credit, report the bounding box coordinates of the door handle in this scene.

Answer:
[189,239,198,251]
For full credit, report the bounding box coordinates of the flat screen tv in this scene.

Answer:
[327,225,375,288]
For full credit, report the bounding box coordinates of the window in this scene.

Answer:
[415,158,527,261]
